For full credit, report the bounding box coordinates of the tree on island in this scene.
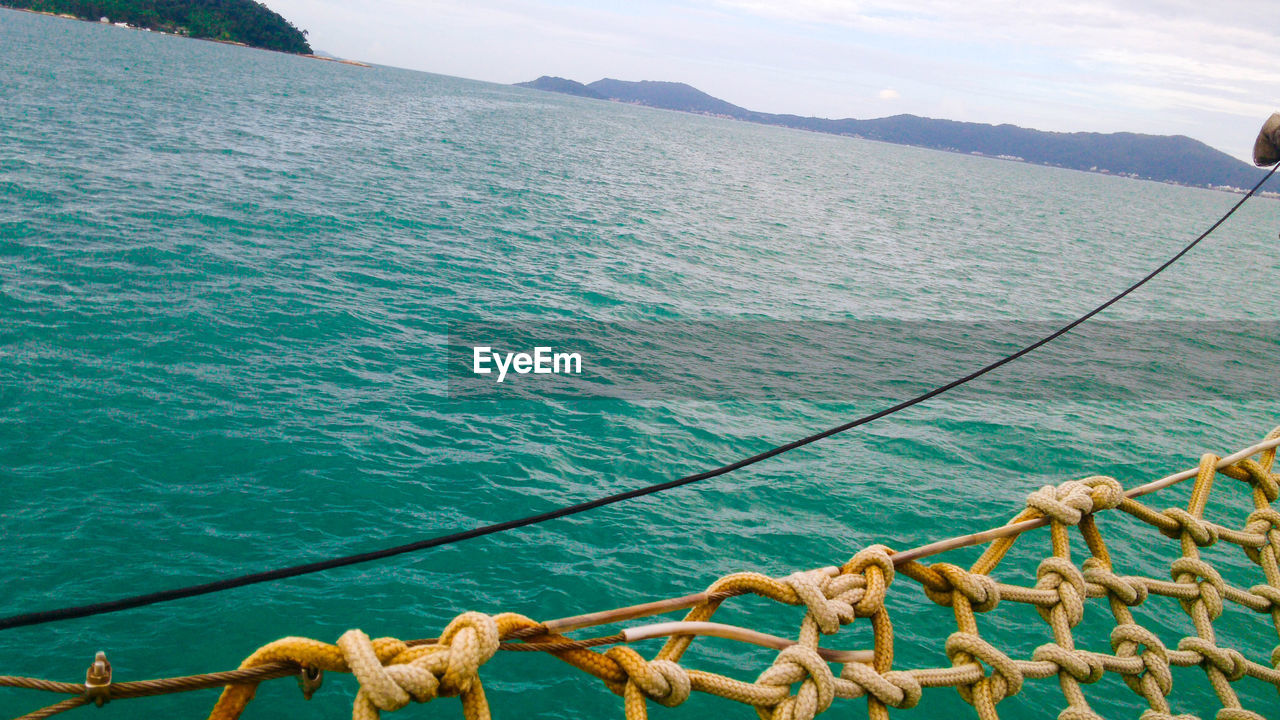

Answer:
[2,0,312,54]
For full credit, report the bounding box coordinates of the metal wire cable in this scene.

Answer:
[2,164,1275,632]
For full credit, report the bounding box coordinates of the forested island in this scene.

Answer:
[518,76,1278,193]
[1,0,311,54]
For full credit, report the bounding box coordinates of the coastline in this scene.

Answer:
[2,5,368,66]
[520,85,1274,198]
[303,54,371,68]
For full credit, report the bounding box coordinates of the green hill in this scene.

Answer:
[588,79,747,117]
[515,76,603,99]
[521,77,1276,192]
[3,0,311,54]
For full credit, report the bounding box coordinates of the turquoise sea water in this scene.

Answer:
[3,9,1280,719]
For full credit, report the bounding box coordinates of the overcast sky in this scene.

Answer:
[267,0,1280,161]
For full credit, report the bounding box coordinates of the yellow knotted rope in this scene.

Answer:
[6,426,1279,720]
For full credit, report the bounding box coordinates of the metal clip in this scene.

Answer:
[84,651,112,707]
[297,665,323,700]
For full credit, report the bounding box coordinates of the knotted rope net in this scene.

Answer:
[6,425,1280,720]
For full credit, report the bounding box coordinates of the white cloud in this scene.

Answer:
[709,0,1280,157]
[711,0,1280,96]
[263,0,1280,158]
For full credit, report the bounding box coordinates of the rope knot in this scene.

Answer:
[1026,481,1093,526]
[1032,643,1104,684]
[782,570,855,634]
[755,645,835,720]
[923,563,1000,612]
[1082,557,1148,606]
[1244,507,1280,535]
[1235,458,1280,502]
[436,612,500,695]
[1250,584,1280,610]
[1244,507,1280,564]
[841,545,895,583]
[1177,637,1248,681]
[1170,557,1226,620]
[1080,475,1125,510]
[839,663,922,709]
[336,613,498,719]
[604,647,691,708]
[840,544,895,615]
[1025,477,1122,526]
[1035,557,1087,626]
[338,630,438,717]
[1160,508,1218,546]
[945,632,1023,705]
[1110,624,1172,698]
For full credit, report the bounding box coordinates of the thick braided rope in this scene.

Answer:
[207,612,505,720]
[10,427,1279,720]
[191,425,1276,720]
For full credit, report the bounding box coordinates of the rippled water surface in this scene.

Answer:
[3,9,1280,720]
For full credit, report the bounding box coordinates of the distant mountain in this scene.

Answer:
[752,114,1265,190]
[2,0,311,54]
[517,76,1276,192]
[516,76,603,99]
[588,79,747,117]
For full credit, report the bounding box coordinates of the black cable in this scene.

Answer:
[3,164,1275,632]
